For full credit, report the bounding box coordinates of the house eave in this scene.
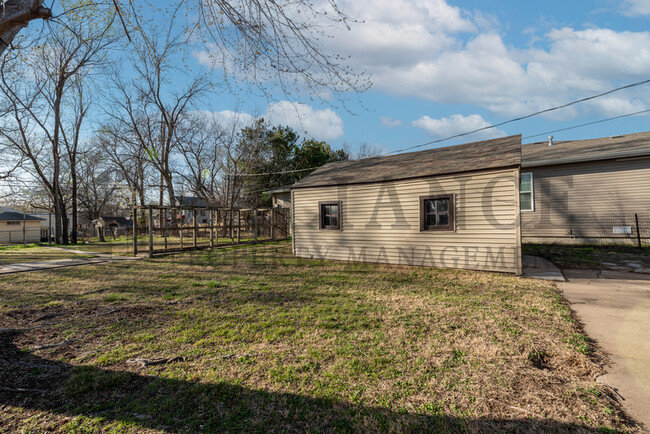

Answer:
[522,149,650,168]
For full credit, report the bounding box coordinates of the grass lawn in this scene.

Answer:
[0,244,94,266]
[0,241,637,432]
[524,243,650,270]
[66,234,270,256]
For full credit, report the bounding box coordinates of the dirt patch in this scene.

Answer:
[0,242,641,432]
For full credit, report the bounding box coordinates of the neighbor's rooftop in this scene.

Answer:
[292,135,522,189]
[0,209,43,221]
[523,130,650,167]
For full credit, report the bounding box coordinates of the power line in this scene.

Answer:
[381,78,650,156]
[522,108,650,140]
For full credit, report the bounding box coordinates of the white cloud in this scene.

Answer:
[264,101,344,140]
[197,102,344,142]
[380,116,403,127]
[199,110,256,130]
[320,0,650,119]
[620,0,650,16]
[194,0,650,122]
[412,114,506,139]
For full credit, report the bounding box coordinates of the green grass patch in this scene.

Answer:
[0,241,636,432]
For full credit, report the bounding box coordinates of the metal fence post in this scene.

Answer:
[210,209,214,248]
[635,213,642,249]
[133,207,138,256]
[253,209,258,243]
[230,209,234,244]
[237,210,241,243]
[148,205,154,258]
[179,206,184,250]
[23,211,26,246]
[164,208,168,250]
[193,208,198,248]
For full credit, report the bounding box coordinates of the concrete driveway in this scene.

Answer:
[558,270,650,429]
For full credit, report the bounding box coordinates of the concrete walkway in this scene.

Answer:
[558,270,650,430]
[0,248,140,275]
[522,254,565,281]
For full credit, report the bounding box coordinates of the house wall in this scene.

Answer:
[0,221,42,244]
[521,157,650,243]
[272,192,291,209]
[292,168,521,274]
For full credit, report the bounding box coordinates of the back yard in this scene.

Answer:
[0,241,638,432]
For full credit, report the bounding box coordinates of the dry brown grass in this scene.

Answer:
[0,241,639,432]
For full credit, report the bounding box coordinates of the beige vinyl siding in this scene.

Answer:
[293,168,521,274]
[272,192,291,209]
[522,157,650,242]
[0,220,42,244]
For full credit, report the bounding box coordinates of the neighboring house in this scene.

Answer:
[93,216,133,238]
[0,207,44,244]
[291,135,523,274]
[521,132,650,244]
[265,186,292,209]
[173,196,210,224]
[30,213,74,239]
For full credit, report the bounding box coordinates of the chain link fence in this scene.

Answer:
[522,214,649,246]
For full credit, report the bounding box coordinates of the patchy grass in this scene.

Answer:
[524,243,650,270]
[64,234,266,256]
[0,241,638,432]
[0,245,94,265]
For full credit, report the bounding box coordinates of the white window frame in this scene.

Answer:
[520,172,534,212]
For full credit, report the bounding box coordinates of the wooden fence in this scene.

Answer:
[132,206,290,257]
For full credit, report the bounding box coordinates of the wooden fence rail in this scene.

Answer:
[132,206,290,257]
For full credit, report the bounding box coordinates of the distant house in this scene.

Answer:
[265,186,292,208]
[0,207,44,244]
[173,196,210,224]
[291,135,523,274]
[521,132,650,243]
[93,216,133,239]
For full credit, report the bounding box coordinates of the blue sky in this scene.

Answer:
[90,0,650,153]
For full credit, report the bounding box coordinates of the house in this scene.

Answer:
[0,207,44,244]
[265,186,292,208]
[93,216,133,238]
[173,196,210,224]
[521,132,650,244]
[291,135,523,274]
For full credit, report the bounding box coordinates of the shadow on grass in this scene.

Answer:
[1,331,607,432]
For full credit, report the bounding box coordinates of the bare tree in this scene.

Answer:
[176,114,226,206]
[97,124,150,208]
[0,11,118,243]
[106,17,209,209]
[3,1,369,102]
[77,146,120,221]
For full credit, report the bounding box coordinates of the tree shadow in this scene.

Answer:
[0,330,613,432]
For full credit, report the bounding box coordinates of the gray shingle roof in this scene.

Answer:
[173,196,208,207]
[523,131,650,167]
[0,211,43,221]
[292,135,522,189]
[100,216,133,227]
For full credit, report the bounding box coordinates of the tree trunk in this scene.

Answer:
[71,168,78,244]
[0,0,52,54]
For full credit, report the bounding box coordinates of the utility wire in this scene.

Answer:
[522,108,650,140]
[3,79,650,186]
[381,78,650,156]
